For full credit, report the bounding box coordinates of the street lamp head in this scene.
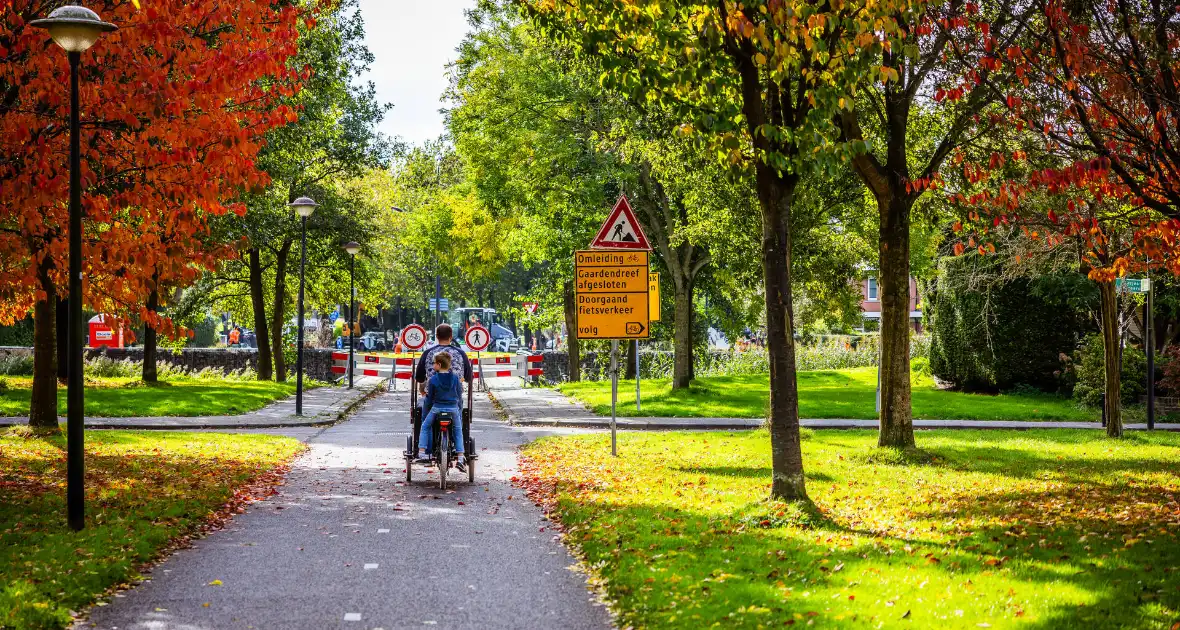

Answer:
[343,241,361,256]
[31,5,117,53]
[289,196,318,218]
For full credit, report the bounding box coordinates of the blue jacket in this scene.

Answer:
[424,371,463,417]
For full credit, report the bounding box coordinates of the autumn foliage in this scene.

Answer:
[938,0,1180,279]
[0,0,306,335]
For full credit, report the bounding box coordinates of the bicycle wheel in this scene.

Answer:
[438,429,449,490]
[467,454,475,483]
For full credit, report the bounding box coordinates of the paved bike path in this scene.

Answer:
[83,392,611,630]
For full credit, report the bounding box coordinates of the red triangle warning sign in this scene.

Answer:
[590,195,651,250]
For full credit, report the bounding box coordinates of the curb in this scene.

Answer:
[509,417,765,430]
[503,416,1180,432]
[0,380,388,430]
[487,390,1180,432]
[487,388,763,430]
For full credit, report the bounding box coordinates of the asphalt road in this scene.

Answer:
[82,391,612,630]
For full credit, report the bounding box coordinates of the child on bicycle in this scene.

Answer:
[416,352,466,471]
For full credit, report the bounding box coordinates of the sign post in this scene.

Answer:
[1116,277,1154,429]
[610,339,619,457]
[576,195,651,456]
[635,340,641,413]
[1148,282,1155,430]
[400,324,428,396]
[639,273,659,413]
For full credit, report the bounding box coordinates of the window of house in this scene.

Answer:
[867,278,878,301]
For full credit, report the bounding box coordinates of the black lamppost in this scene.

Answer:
[31,4,117,533]
[343,241,361,389]
[289,196,318,415]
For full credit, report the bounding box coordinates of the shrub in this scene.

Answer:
[926,256,1094,392]
[192,317,220,348]
[84,356,140,379]
[1158,346,1180,395]
[0,319,34,346]
[1071,333,1147,407]
[0,355,34,376]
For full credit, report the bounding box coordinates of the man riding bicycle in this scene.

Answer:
[413,324,474,466]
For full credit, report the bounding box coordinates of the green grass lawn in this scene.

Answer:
[0,428,304,629]
[558,368,1096,421]
[520,430,1180,629]
[0,376,309,418]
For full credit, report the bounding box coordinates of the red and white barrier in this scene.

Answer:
[332,352,544,382]
[472,354,543,379]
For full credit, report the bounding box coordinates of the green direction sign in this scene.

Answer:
[1116,278,1151,293]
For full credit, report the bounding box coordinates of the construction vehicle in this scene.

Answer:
[448,307,518,352]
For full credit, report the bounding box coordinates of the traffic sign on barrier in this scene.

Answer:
[465,325,490,351]
[400,324,427,351]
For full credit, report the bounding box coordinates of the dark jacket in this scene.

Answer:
[424,372,463,417]
[414,342,473,384]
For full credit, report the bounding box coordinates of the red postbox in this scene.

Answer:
[88,314,124,349]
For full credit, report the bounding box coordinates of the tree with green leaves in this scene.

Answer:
[837,0,1032,447]
[451,5,771,388]
[205,0,389,380]
[447,7,622,380]
[523,0,913,499]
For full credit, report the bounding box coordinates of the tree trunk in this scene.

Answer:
[563,279,580,382]
[756,166,808,501]
[142,283,158,383]
[271,239,292,382]
[55,295,67,381]
[248,248,274,380]
[29,265,58,430]
[878,194,915,448]
[1099,280,1123,437]
[672,280,694,389]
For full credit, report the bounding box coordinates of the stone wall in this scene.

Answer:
[0,346,339,383]
[537,349,738,383]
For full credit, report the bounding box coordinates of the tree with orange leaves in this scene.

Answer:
[943,0,1180,437]
[0,0,303,428]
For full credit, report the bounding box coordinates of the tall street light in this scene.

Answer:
[31,3,117,533]
[343,241,361,389]
[289,196,318,415]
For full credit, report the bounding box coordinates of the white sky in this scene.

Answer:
[357,0,478,147]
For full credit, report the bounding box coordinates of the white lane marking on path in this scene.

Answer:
[344,612,362,621]
[377,529,389,533]
[364,563,378,570]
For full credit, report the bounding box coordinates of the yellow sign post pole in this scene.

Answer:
[638,273,660,413]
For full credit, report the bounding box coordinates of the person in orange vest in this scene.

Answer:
[228,326,241,347]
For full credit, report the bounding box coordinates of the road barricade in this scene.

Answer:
[472,354,543,379]
[334,353,543,384]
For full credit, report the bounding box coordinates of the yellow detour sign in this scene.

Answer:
[649,272,660,321]
[575,250,650,339]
